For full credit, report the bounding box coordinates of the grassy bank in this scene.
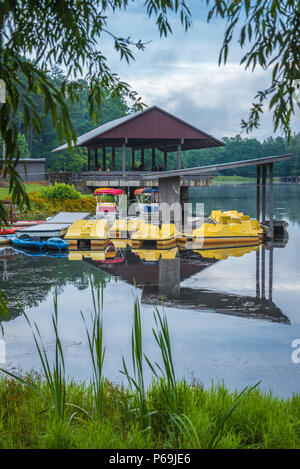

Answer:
[1,279,300,449]
[1,374,300,449]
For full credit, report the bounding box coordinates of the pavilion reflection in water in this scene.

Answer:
[76,238,289,324]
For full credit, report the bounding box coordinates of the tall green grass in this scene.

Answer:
[0,281,283,449]
[81,274,106,417]
[121,296,152,426]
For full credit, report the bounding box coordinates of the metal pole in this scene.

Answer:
[256,165,261,221]
[131,149,135,169]
[122,143,126,175]
[269,163,274,238]
[177,143,181,169]
[262,165,266,224]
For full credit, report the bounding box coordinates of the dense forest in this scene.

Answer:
[3,67,300,177]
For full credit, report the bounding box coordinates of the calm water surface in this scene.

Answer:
[1,184,300,397]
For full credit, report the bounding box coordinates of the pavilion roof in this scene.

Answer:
[52,106,224,153]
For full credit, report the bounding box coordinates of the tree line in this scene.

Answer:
[2,67,299,177]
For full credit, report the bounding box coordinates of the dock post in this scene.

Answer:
[261,247,266,299]
[269,163,274,238]
[269,243,273,302]
[122,144,126,176]
[256,248,260,299]
[177,143,182,169]
[256,165,261,221]
[262,165,267,224]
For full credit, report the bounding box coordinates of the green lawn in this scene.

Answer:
[0,183,46,200]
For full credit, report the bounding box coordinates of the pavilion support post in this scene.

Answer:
[256,165,261,221]
[112,147,115,171]
[131,149,135,169]
[177,143,182,169]
[122,143,126,175]
[269,163,274,238]
[152,147,155,169]
[262,165,267,224]
[102,147,106,171]
[164,150,168,171]
[141,149,145,169]
[87,149,91,171]
[95,148,98,170]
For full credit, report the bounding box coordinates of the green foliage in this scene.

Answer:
[182,134,300,177]
[40,183,81,200]
[0,0,192,224]
[206,0,300,138]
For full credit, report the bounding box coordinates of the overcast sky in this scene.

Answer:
[100,1,299,141]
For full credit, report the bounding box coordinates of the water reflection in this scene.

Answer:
[81,242,289,324]
[1,184,300,397]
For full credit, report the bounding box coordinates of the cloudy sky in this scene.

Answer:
[100,1,299,141]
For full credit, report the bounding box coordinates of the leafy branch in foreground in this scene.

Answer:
[205,0,300,138]
[0,0,192,224]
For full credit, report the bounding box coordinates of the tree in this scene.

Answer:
[0,0,192,224]
[205,0,300,138]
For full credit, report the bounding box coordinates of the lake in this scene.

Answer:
[1,183,300,397]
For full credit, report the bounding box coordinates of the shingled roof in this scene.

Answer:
[53,105,224,153]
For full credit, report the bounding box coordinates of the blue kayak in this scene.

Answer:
[12,236,68,251]
[12,237,46,250]
[45,237,69,250]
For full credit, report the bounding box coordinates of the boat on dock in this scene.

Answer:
[12,236,69,251]
[180,210,264,247]
[94,188,124,223]
[65,219,110,248]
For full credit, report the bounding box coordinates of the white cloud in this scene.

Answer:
[98,5,300,139]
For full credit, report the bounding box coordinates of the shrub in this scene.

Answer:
[40,183,81,200]
[27,192,96,216]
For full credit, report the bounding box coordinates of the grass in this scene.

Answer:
[0,374,300,449]
[212,176,257,185]
[1,281,300,449]
[0,183,47,200]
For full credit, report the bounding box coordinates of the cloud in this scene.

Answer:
[98,5,300,140]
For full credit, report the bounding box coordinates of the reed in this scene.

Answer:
[121,296,150,425]
[0,291,66,421]
[81,273,106,417]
